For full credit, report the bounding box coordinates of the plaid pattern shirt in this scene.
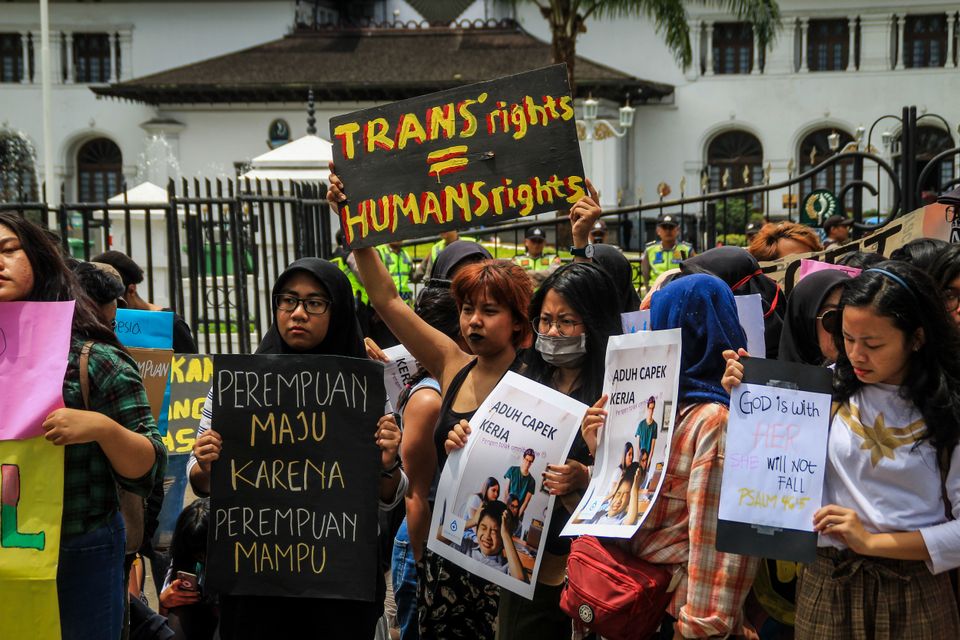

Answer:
[628,402,758,638]
[60,337,165,537]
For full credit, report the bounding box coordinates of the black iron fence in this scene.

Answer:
[3,129,958,354]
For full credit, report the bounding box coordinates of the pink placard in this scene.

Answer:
[0,301,75,440]
[798,259,861,281]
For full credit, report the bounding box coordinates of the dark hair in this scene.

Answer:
[889,238,949,271]
[832,261,960,456]
[0,213,120,347]
[835,251,885,269]
[507,493,520,506]
[73,262,125,305]
[397,286,460,409]
[930,243,960,290]
[477,499,508,527]
[91,250,144,287]
[525,262,620,403]
[169,498,210,575]
[451,259,532,348]
[477,476,500,501]
[619,442,634,470]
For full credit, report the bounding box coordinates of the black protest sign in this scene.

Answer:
[329,64,584,248]
[163,354,213,456]
[206,354,385,601]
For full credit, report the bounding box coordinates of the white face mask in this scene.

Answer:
[535,333,587,368]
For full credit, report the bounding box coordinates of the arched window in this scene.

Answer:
[77,137,122,201]
[0,130,38,201]
[799,128,854,209]
[706,129,764,213]
[893,125,955,199]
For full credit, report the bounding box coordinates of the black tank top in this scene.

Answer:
[429,359,479,504]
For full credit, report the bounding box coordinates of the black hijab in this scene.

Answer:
[591,244,641,313]
[255,257,366,358]
[429,240,492,286]
[681,246,785,358]
[778,269,850,365]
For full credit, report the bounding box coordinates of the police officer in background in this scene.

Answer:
[589,219,608,245]
[376,241,414,305]
[744,220,763,246]
[512,226,561,286]
[330,230,371,335]
[641,213,694,288]
[822,214,854,249]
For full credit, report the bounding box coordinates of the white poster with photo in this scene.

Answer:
[427,372,585,599]
[621,309,651,334]
[562,329,682,539]
[382,344,418,410]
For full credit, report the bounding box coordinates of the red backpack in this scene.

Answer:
[560,535,674,640]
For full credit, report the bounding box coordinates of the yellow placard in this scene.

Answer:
[0,436,65,640]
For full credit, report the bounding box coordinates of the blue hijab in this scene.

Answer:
[650,274,746,405]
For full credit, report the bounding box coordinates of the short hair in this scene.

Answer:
[91,250,144,287]
[477,499,508,526]
[451,259,533,348]
[748,222,822,261]
[72,261,125,305]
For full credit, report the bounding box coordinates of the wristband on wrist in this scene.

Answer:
[381,458,402,478]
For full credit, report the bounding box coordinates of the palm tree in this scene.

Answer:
[517,0,781,93]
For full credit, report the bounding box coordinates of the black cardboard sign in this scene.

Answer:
[206,354,385,601]
[329,64,585,248]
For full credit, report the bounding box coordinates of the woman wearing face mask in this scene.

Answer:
[724,262,960,639]
[188,257,405,640]
[447,261,621,640]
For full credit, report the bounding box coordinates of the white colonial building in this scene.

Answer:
[2,0,958,244]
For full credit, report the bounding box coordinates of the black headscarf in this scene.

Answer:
[255,257,366,358]
[591,244,641,313]
[429,240,492,286]
[680,246,785,358]
[778,270,850,365]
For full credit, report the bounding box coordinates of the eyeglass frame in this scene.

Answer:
[273,294,331,316]
[816,308,840,334]
[531,315,584,337]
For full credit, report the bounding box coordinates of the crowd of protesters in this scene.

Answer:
[3,170,960,640]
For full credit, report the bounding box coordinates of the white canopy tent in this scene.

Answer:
[240,134,333,182]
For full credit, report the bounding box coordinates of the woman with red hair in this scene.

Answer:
[328,167,549,638]
[748,221,823,261]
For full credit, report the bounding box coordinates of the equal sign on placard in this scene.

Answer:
[427,145,469,179]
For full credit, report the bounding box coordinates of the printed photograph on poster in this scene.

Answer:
[562,329,681,539]
[382,344,419,410]
[427,372,585,599]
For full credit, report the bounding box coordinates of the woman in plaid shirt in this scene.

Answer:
[584,274,759,639]
[0,213,165,640]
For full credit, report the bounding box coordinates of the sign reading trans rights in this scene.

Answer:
[329,64,585,248]
[206,354,385,601]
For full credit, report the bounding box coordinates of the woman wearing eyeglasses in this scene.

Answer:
[187,258,406,640]
[931,243,960,328]
[446,261,622,640]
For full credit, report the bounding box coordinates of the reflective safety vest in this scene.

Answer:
[645,241,692,280]
[377,245,414,304]
[330,255,368,306]
[512,253,560,272]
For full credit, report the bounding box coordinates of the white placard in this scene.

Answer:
[562,329,682,538]
[427,372,585,599]
[620,309,651,334]
[382,344,418,410]
[734,294,766,358]
[718,382,831,531]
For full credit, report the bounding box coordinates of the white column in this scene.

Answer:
[896,13,906,69]
[19,31,30,83]
[705,22,714,75]
[109,33,118,82]
[64,31,74,83]
[119,30,132,81]
[752,28,762,74]
[847,17,857,71]
[948,13,957,68]
[686,20,701,80]
[800,18,810,72]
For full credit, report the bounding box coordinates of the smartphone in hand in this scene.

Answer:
[176,571,199,592]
